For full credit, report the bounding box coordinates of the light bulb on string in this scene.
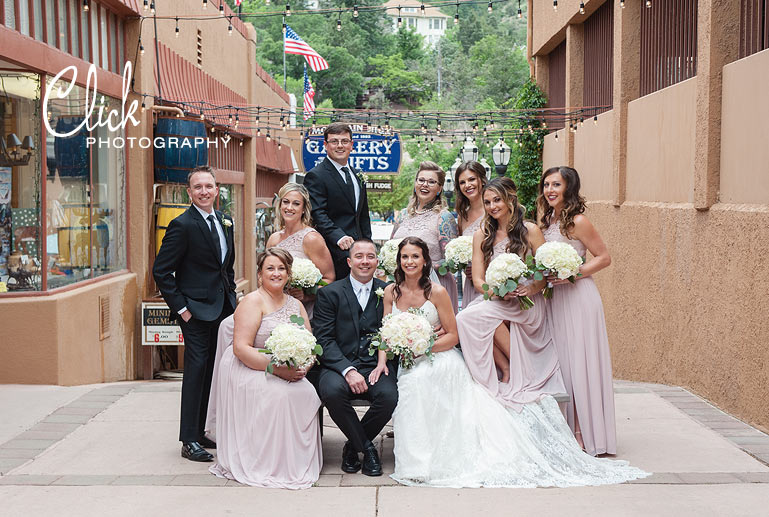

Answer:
[620,0,625,7]
[554,132,558,141]
[150,1,155,14]
[397,7,402,28]
[139,40,145,55]
[219,2,224,13]
[235,114,239,129]
[579,117,584,127]
[257,127,262,136]
[141,99,146,113]
[286,3,291,16]
[239,139,243,147]
[266,131,271,142]
[646,0,651,6]
[353,5,358,17]
[228,18,233,35]
[175,18,180,37]
[580,1,585,14]
[337,11,342,31]
[488,2,492,13]
[553,0,557,11]
[454,3,459,25]
[83,0,89,12]
[594,114,598,125]
[143,0,148,10]
[420,3,425,16]
[202,0,207,9]
[278,141,282,150]
[517,0,521,18]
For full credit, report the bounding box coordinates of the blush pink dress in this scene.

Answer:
[275,226,320,319]
[208,296,322,488]
[460,215,483,309]
[456,239,567,411]
[544,221,617,456]
[392,209,459,313]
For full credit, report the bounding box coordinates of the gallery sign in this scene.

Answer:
[302,125,401,174]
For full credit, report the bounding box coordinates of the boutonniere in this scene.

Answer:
[222,218,233,229]
[375,287,385,307]
[356,171,368,185]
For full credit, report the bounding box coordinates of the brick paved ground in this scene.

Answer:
[1,379,768,516]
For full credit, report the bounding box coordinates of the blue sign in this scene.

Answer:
[302,128,401,174]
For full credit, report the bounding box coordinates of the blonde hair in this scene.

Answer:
[274,183,312,229]
[406,161,448,216]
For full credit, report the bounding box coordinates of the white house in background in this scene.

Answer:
[382,0,449,47]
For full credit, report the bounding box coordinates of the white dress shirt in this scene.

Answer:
[178,204,229,316]
[328,157,361,209]
[342,275,374,377]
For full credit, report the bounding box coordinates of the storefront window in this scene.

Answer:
[44,79,126,289]
[0,72,42,291]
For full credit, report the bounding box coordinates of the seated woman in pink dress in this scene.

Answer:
[208,248,322,488]
[453,161,487,309]
[391,161,459,313]
[267,183,335,320]
[537,166,616,456]
[457,177,566,407]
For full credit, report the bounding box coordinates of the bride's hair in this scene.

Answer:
[393,237,432,303]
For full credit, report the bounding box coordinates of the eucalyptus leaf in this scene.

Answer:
[533,271,544,281]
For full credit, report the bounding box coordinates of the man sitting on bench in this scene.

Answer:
[311,238,396,477]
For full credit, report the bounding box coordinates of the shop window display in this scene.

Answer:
[0,72,42,291]
[45,79,126,290]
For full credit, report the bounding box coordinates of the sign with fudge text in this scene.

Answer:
[302,125,401,174]
[141,301,184,346]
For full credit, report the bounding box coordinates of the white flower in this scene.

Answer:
[375,287,385,298]
[263,322,321,370]
[535,241,582,280]
[444,236,473,270]
[485,253,529,291]
[222,218,233,228]
[377,238,403,276]
[290,258,323,289]
[371,310,435,369]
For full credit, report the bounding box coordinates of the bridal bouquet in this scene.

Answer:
[377,238,403,279]
[438,236,473,275]
[262,315,323,374]
[289,258,327,295]
[482,253,534,310]
[369,309,435,369]
[530,242,584,298]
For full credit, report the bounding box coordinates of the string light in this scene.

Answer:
[593,114,598,124]
[175,17,180,37]
[353,4,359,17]
[454,3,459,25]
[219,2,224,14]
[553,0,557,11]
[150,1,155,14]
[620,0,625,7]
[397,7,402,28]
[579,1,585,14]
[257,127,262,136]
[202,0,207,9]
[337,10,342,31]
[646,0,651,6]
[83,0,89,12]
[266,131,271,142]
[517,0,522,18]
[139,40,145,55]
[141,99,146,112]
[228,17,233,35]
[420,3,426,16]
[286,3,291,16]
[143,0,148,10]
[488,2,492,13]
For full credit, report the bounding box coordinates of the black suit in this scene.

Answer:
[153,205,236,442]
[304,157,372,279]
[312,276,397,453]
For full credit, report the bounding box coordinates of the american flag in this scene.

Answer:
[303,65,316,120]
[284,25,329,72]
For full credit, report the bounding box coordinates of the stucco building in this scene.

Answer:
[528,0,769,431]
[383,0,449,46]
[0,0,297,384]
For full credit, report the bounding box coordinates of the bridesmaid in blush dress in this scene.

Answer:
[456,177,566,406]
[392,161,459,313]
[453,161,487,309]
[267,183,335,320]
[537,166,617,456]
[208,248,322,488]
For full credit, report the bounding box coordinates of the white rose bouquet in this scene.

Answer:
[289,258,327,295]
[377,238,403,279]
[261,315,323,374]
[368,308,435,369]
[530,242,584,298]
[438,236,474,275]
[482,252,534,310]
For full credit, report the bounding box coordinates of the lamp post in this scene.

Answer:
[460,136,479,162]
[479,157,492,180]
[492,138,511,177]
[443,168,455,208]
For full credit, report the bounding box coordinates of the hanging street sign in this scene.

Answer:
[365,179,393,192]
[302,125,402,174]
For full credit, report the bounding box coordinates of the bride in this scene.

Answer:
[372,236,647,488]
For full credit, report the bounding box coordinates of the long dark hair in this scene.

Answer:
[480,177,529,267]
[536,166,586,238]
[454,161,487,224]
[393,237,433,303]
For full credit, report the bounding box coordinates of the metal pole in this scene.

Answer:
[282,16,287,92]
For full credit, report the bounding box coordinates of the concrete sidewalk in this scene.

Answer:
[1,379,768,516]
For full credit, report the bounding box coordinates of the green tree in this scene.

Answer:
[509,79,547,216]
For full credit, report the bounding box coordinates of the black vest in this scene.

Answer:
[355,296,380,368]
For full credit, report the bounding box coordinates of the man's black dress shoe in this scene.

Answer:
[361,443,382,477]
[341,442,361,473]
[198,436,217,449]
[181,441,214,462]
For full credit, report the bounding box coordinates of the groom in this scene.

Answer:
[312,239,396,477]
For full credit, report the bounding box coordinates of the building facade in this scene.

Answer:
[0,0,296,384]
[528,0,769,431]
[383,0,448,46]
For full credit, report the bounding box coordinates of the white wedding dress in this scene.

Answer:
[390,300,648,488]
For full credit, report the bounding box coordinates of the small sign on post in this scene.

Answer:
[365,179,393,192]
[141,301,184,346]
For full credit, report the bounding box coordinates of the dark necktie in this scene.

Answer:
[207,214,223,264]
[341,166,356,207]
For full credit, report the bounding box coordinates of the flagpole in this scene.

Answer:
[282,16,287,92]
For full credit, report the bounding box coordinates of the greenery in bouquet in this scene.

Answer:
[377,238,403,280]
[368,308,435,369]
[289,258,328,295]
[482,253,534,310]
[438,236,474,275]
[529,242,584,298]
[261,315,323,374]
